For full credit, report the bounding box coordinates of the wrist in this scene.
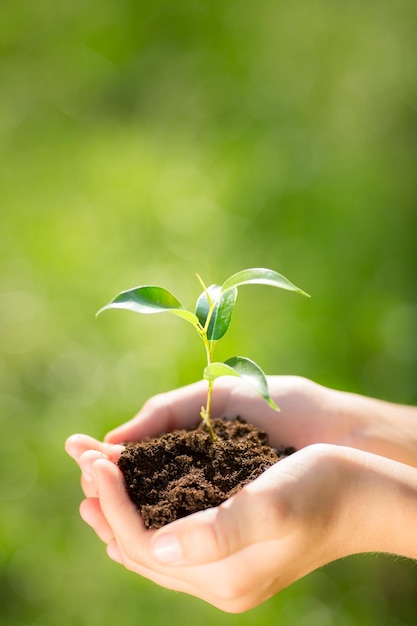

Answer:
[323,388,417,467]
[336,447,417,560]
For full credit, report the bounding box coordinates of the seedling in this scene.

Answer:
[97,268,310,441]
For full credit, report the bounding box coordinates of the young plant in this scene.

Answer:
[97,267,310,441]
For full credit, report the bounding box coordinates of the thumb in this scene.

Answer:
[150,471,288,566]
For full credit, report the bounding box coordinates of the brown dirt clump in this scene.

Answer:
[117,417,295,529]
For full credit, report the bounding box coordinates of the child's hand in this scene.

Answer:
[102,376,347,449]
[77,442,417,612]
[65,376,417,612]
[103,375,417,467]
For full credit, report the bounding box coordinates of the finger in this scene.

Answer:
[65,434,124,462]
[81,472,98,498]
[66,437,125,497]
[104,380,235,443]
[65,434,104,460]
[79,447,123,478]
[80,498,115,544]
[106,539,123,563]
[93,458,152,555]
[79,450,108,496]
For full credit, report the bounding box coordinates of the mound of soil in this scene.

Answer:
[117,417,295,529]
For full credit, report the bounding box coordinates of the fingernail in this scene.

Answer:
[109,444,125,461]
[151,533,183,564]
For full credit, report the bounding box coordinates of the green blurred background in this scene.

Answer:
[1,0,416,624]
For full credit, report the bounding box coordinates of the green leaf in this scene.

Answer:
[203,356,279,411]
[221,267,310,298]
[96,285,199,325]
[195,284,220,329]
[195,284,238,340]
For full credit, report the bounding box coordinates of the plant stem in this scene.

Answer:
[198,329,217,441]
[195,275,218,442]
[201,380,217,442]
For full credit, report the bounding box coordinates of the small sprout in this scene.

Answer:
[97,267,310,441]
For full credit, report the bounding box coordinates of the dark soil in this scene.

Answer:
[117,417,295,529]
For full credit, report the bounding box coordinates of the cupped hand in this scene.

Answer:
[78,443,375,613]
[65,377,417,611]
[65,375,344,498]
[101,376,417,467]
[102,376,355,451]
